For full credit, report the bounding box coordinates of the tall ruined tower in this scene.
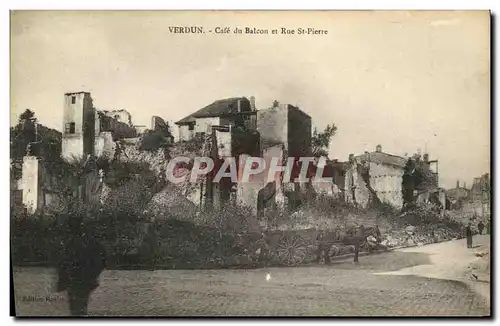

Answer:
[62,92,96,161]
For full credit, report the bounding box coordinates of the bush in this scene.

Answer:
[11,210,61,264]
[195,203,258,234]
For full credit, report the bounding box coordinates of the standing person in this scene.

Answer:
[465,222,473,249]
[56,214,106,316]
[477,221,485,235]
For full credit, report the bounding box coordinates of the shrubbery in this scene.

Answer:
[138,130,172,154]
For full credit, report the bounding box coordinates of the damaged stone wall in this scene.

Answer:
[344,159,371,208]
[195,117,220,134]
[20,156,76,215]
[310,160,343,199]
[256,105,288,148]
[257,103,311,157]
[215,130,232,158]
[61,137,84,161]
[151,116,169,131]
[236,144,285,215]
[98,112,137,140]
[21,156,41,214]
[178,124,194,142]
[103,109,133,126]
[368,162,404,209]
[95,131,115,161]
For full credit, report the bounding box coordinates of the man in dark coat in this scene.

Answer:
[56,216,106,316]
[465,222,473,249]
[477,221,485,235]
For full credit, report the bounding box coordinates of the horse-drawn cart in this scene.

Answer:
[251,224,382,267]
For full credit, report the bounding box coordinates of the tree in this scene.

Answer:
[18,109,36,123]
[311,123,337,158]
[11,109,62,160]
[11,109,37,157]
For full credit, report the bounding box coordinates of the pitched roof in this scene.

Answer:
[356,151,407,168]
[176,97,249,125]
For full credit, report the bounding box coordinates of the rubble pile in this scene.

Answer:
[119,139,168,176]
[380,224,461,249]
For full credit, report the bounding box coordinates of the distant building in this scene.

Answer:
[134,125,148,135]
[446,180,470,210]
[463,173,491,218]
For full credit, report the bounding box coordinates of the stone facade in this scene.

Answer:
[175,97,256,142]
[344,157,372,209]
[236,144,285,216]
[94,131,115,161]
[368,159,405,209]
[103,109,133,126]
[62,92,95,161]
[151,116,169,132]
[256,102,312,157]
[345,146,407,209]
[21,156,41,214]
[451,174,491,218]
[178,124,195,142]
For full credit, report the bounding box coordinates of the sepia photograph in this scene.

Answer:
[9,10,491,317]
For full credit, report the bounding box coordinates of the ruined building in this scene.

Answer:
[345,145,406,209]
[449,174,491,218]
[175,97,313,216]
[465,173,491,217]
[18,91,169,214]
[446,181,470,210]
[344,145,443,210]
[175,97,257,142]
[61,92,138,161]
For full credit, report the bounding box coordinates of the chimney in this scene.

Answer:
[237,99,241,113]
[376,144,382,153]
[456,180,460,189]
[250,96,256,111]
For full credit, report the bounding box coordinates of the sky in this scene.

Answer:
[10,10,490,189]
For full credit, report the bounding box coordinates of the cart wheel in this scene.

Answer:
[276,235,308,266]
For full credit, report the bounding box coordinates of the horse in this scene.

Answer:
[316,224,382,264]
